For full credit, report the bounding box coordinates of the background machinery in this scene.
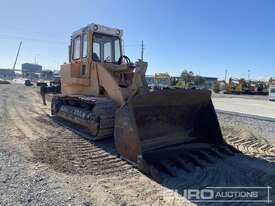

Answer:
[51,23,235,180]
[225,78,268,95]
[225,78,244,94]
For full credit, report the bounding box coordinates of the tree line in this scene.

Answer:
[172,70,205,88]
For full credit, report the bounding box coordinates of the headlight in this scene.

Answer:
[93,24,98,31]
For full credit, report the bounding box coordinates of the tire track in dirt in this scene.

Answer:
[5,85,60,140]
[4,84,275,205]
[4,85,191,205]
[30,117,275,205]
[29,129,180,205]
[223,127,275,162]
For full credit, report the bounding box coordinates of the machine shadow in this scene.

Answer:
[45,116,275,206]
[157,150,275,206]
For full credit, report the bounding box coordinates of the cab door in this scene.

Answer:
[70,32,90,80]
[70,35,82,78]
[80,32,89,79]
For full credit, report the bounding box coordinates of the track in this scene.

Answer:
[223,126,275,162]
[1,84,275,205]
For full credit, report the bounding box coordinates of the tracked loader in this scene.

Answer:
[51,23,236,180]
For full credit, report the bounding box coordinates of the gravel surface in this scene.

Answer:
[217,110,275,144]
[1,84,275,206]
[0,125,97,206]
[0,84,192,206]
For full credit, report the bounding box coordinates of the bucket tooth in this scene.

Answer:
[184,154,205,168]
[197,151,215,164]
[149,165,161,183]
[217,146,236,156]
[176,158,191,173]
[157,161,177,177]
[208,149,224,159]
[137,155,150,174]
[219,145,239,155]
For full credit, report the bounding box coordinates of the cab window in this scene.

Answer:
[73,36,81,59]
[104,42,111,62]
[114,39,121,62]
[92,42,101,62]
[82,34,88,58]
[92,33,121,63]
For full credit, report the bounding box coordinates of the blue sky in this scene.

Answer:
[0,0,275,79]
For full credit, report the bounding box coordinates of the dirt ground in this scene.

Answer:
[1,84,275,206]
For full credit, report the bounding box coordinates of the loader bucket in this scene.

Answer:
[114,89,225,166]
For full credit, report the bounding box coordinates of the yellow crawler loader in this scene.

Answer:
[51,23,236,179]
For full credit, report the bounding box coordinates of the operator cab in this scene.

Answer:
[70,23,123,64]
[63,23,134,96]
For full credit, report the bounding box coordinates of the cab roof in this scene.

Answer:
[71,23,123,38]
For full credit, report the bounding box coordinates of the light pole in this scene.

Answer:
[34,54,40,64]
[224,69,228,83]
[141,40,144,61]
